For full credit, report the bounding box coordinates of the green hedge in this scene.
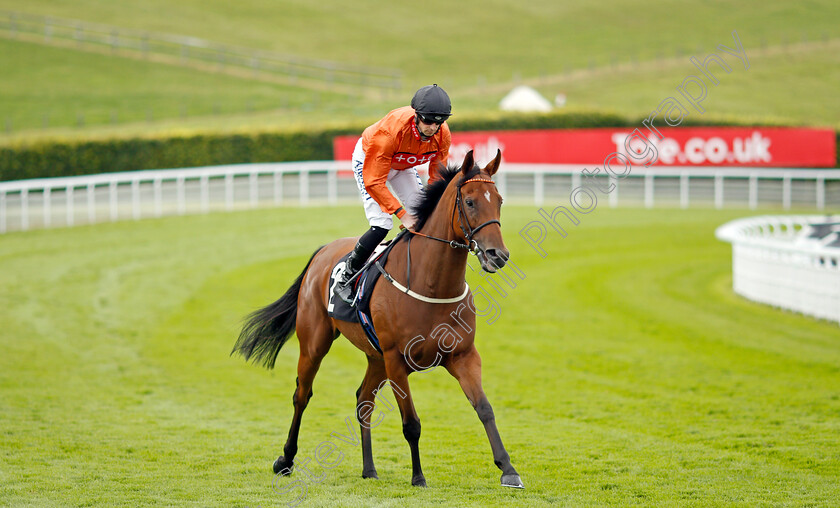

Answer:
[0,129,361,181]
[0,111,837,181]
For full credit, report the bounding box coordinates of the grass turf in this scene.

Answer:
[1,204,839,507]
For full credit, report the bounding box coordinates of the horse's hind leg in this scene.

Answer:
[273,319,336,475]
[445,345,524,489]
[382,352,427,487]
[355,356,388,479]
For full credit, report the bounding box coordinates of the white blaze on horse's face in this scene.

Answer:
[484,190,491,203]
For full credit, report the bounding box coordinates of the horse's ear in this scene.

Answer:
[460,150,475,175]
[483,149,502,176]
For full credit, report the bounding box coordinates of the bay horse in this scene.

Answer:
[232,149,523,489]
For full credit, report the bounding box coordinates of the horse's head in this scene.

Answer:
[453,150,509,273]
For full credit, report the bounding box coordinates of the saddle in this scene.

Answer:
[327,230,407,353]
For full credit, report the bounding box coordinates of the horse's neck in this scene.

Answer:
[409,192,469,297]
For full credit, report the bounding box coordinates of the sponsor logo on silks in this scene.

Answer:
[393,152,436,166]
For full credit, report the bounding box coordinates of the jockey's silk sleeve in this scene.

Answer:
[363,130,400,214]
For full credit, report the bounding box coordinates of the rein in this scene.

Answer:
[376,174,500,304]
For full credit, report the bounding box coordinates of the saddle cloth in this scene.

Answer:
[327,232,405,354]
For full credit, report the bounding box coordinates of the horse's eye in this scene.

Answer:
[465,199,474,208]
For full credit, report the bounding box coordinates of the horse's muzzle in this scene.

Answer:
[478,247,509,273]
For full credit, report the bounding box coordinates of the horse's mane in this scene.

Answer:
[411,163,480,231]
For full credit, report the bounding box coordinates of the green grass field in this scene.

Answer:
[0,0,838,141]
[2,205,839,507]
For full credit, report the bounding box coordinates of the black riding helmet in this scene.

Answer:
[411,84,452,123]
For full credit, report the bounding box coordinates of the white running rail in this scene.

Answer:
[716,215,840,325]
[1,162,839,234]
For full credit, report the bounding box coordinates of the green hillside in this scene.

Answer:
[0,0,838,141]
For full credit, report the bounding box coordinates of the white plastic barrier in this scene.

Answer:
[716,215,840,325]
[1,162,839,234]
[0,162,349,234]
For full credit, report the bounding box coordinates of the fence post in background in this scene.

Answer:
[153,178,163,217]
[644,173,654,208]
[534,172,544,207]
[44,19,52,42]
[783,174,792,210]
[176,176,186,215]
[749,174,758,210]
[299,170,309,206]
[66,186,74,227]
[21,189,29,231]
[571,172,582,196]
[496,172,507,200]
[609,178,619,208]
[43,187,52,228]
[249,172,259,208]
[250,56,260,78]
[109,181,118,222]
[714,174,724,209]
[327,169,337,205]
[0,191,6,234]
[225,173,234,211]
[131,179,140,220]
[86,183,95,225]
[273,171,283,205]
[680,173,689,209]
[816,176,825,210]
[200,175,209,213]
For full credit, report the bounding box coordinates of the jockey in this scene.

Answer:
[336,84,452,303]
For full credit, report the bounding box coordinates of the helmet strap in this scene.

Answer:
[414,115,438,141]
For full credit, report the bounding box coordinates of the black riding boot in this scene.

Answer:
[336,226,388,304]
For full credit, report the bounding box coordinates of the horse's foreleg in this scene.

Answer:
[383,352,426,487]
[445,346,523,489]
[355,356,387,479]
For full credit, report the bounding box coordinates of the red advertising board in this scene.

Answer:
[334,127,836,168]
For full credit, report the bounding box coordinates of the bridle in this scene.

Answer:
[375,173,501,304]
[408,174,501,254]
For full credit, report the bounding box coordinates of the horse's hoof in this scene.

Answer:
[273,456,294,475]
[362,469,379,480]
[501,473,524,489]
[411,475,427,487]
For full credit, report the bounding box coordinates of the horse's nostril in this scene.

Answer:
[484,249,507,269]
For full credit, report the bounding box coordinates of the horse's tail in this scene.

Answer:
[232,246,324,369]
